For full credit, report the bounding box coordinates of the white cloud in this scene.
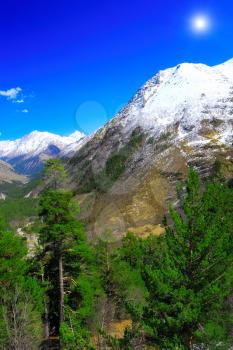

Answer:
[14,99,24,104]
[0,87,22,101]
[22,108,29,113]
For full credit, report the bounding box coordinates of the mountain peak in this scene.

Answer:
[66,58,233,237]
[22,130,55,140]
[69,130,86,140]
[112,58,233,146]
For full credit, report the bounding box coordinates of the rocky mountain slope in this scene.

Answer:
[67,58,233,239]
[0,160,27,184]
[0,130,86,175]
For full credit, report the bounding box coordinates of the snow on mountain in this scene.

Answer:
[67,59,233,237]
[1,58,233,179]
[61,136,90,157]
[0,130,87,175]
[0,130,86,158]
[103,58,233,147]
[69,58,233,177]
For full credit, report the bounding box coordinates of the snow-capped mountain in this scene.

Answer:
[0,130,85,158]
[0,130,87,175]
[103,58,233,146]
[67,58,233,238]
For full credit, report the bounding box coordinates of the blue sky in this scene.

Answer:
[1,0,233,140]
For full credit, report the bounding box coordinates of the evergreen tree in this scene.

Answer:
[0,224,43,350]
[140,169,233,349]
[95,232,149,349]
[44,158,67,189]
[39,160,102,349]
[39,190,77,325]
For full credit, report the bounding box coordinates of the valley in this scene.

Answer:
[0,58,233,350]
[2,1,233,348]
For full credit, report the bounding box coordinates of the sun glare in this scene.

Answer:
[191,14,211,34]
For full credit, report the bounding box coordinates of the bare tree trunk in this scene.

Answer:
[184,334,193,350]
[42,273,49,341]
[44,300,50,341]
[59,254,64,325]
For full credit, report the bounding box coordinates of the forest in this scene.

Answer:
[1,160,233,350]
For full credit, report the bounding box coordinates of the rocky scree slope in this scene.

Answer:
[0,160,27,185]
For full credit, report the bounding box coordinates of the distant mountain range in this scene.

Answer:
[0,130,87,176]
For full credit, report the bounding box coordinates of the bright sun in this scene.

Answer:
[191,15,211,33]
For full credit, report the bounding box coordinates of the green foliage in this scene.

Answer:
[77,128,145,193]
[39,188,103,348]
[0,196,37,224]
[60,319,95,350]
[39,189,80,245]
[0,226,43,349]
[100,327,134,350]
[95,233,149,337]
[105,170,233,349]
[105,152,128,181]
[3,160,233,350]
[0,174,40,198]
[65,237,103,317]
[0,177,41,232]
[60,238,103,349]
[213,158,233,181]
[44,158,67,189]
[0,180,39,225]
[0,229,38,295]
[128,128,144,149]
[158,131,172,142]
[110,259,147,314]
[137,169,233,349]
[147,136,155,145]
[105,128,144,183]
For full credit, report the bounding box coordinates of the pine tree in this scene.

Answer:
[140,169,233,349]
[39,190,76,324]
[39,160,102,349]
[44,158,67,189]
[0,224,43,350]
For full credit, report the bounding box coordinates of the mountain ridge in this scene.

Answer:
[66,58,233,238]
[0,130,86,157]
[106,58,233,144]
[0,130,87,175]
[1,57,233,162]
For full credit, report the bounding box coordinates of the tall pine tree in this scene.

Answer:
[39,160,101,349]
[140,169,233,349]
[0,221,43,350]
